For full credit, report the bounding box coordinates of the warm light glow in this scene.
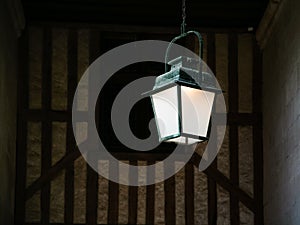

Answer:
[151,86,179,140]
[151,85,215,144]
[181,86,215,137]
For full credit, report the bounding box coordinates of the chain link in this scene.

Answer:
[181,0,186,34]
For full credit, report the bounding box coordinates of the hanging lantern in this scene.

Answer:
[145,31,222,145]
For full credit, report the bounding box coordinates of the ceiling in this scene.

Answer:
[22,0,268,29]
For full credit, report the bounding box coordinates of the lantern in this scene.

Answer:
[145,31,221,145]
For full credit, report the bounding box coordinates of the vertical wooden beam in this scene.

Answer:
[64,29,78,225]
[41,27,53,225]
[108,160,119,224]
[164,162,175,225]
[86,29,100,225]
[128,160,138,224]
[185,162,194,225]
[207,33,216,75]
[207,32,217,225]
[252,38,264,225]
[15,29,29,225]
[146,161,155,225]
[228,33,239,225]
[86,164,98,225]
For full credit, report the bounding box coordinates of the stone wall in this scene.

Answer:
[262,0,300,224]
[0,0,23,224]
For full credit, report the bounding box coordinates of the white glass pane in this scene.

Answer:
[152,86,179,140]
[181,86,215,137]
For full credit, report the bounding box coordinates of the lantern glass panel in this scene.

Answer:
[181,86,215,137]
[151,86,180,140]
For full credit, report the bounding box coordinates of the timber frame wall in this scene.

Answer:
[15,23,263,225]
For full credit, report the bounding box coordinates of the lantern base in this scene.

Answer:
[162,133,208,145]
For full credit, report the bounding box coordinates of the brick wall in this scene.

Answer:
[263,0,300,224]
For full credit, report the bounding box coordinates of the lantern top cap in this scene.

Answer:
[150,56,222,94]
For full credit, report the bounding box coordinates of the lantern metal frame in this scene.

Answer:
[144,31,222,144]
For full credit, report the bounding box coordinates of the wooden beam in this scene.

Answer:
[228,33,240,225]
[27,21,251,34]
[24,109,261,126]
[24,109,87,122]
[252,38,264,225]
[146,161,155,225]
[85,29,101,225]
[226,112,260,125]
[25,148,255,214]
[164,161,175,225]
[86,164,98,225]
[207,32,217,225]
[15,29,29,225]
[26,149,255,214]
[23,0,266,10]
[22,0,266,28]
[41,27,52,225]
[107,160,119,224]
[128,160,138,224]
[24,149,256,219]
[185,162,194,225]
[22,4,262,19]
[25,150,171,201]
[64,28,78,224]
[25,145,84,201]
[190,153,255,212]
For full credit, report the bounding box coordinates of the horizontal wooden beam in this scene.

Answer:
[24,223,117,225]
[22,0,267,28]
[25,223,138,225]
[23,109,71,122]
[26,21,252,34]
[24,109,261,125]
[23,0,266,14]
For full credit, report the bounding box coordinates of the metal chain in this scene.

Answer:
[181,0,186,34]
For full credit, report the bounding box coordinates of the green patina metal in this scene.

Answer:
[153,56,221,94]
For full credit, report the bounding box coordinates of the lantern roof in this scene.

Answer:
[150,56,222,94]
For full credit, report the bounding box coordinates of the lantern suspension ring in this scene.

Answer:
[164,30,203,73]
